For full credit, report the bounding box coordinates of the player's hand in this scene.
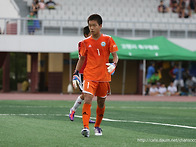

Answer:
[72,70,81,89]
[106,63,116,75]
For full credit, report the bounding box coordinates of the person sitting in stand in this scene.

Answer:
[46,0,57,9]
[158,82,167,96]
[167,81,180,96]
[158,0,170,13]
[178,0,192,18]
[185,75,194,95]
[39,0,46,10]
[149,83,159,96]
[170,0,180,13]
[148,71,160,84]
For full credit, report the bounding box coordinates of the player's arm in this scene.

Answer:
[106,52,118,75]
[106,37,118,75]
[112,52,118,65]
[72,56,85,89]
[75,56,85,71]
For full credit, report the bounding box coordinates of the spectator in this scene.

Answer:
[21,79,29,92]
[32,3,39,16]
[158,82,167,96]
[145,62,155,95]
[170,0,180,13]
[146,62,155,83]
[167,81,180,96]
[148,71,160,84]
[173,65,185,87]
[179,0,192,18]
[192,76,196,84]
[34,18,40,30]
[46,0,57,10]
[27,11,36,35]
[32,0,39,6]
[189,62,196,77]
[149,83,159,96]
[185,76,194,95]
[158,0,170,13]
[39,0,46,10]
[169,64,176,81]
[183,68,190,84]
[157,66,163,81]
[189,0,196,12]
[192,76,196,94]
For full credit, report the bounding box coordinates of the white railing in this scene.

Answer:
[0,17,196,38]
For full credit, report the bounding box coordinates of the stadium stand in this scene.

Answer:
[35,0,191,25]
[35,0,196,37]
[1,0,196,37]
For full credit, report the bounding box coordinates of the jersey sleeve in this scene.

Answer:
[80,41,87,57]
[109,37,118,53]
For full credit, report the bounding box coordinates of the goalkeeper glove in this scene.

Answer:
[72,70,81,89]
[106,63,117,75]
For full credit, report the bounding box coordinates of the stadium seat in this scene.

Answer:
[25,0,195,36]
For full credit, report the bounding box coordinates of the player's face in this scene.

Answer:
[88,20,102,36]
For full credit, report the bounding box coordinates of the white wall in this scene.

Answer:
[0,35,195,53]
[0,35,83,53]
[170,38,196,52]
[0,0,20,31]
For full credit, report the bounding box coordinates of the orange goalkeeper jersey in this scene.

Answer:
[80,34,118,82]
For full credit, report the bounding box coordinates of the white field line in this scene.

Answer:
[68,114,196,130]
[107,106,196,109]
[1,113,196,130]
[0,114,63,116]
[1,105,196,110]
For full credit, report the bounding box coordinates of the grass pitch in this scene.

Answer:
[0,100,196,147]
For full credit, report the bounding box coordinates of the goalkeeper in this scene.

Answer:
[73,14,118,137]
[69,26,95,123]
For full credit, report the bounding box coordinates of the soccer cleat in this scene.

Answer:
[94,127,102,136]
[81,127,90,137]
[69,109,75,121]
[89,119,95,123]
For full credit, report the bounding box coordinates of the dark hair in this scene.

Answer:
[87,14,102,25]
[83,26,90,36]
[161,82,165,85]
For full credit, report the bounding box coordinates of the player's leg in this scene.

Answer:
[94,82,109,136]
[69,73,84,121]
[94,96,105,136]
[82,93,93,127]
[81,93,93,137]
[69,94,84,121]
[69,81,95,122]
[80,93,95,123]
[72,94,84,111]
[81,80,97,137]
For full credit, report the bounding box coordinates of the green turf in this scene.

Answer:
[0,100,196,147]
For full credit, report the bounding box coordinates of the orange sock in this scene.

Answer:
[94,105,105,128]
[82,103,91,129]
